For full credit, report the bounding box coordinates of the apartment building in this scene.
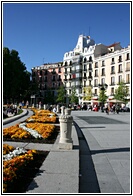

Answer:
[31,34,130,105]
[63,35,130,105]
[31,62,64,104]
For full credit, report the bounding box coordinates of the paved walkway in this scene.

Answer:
[3,109,131,193]
[72,110,130,193]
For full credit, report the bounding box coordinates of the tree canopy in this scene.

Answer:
[83,86,93,101]
[56,85,66,104]
[3,47,31,103]
[98,88,108,104]
[114,81,129,104]
[69,87,78,104]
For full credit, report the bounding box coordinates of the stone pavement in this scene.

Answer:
[3,109,131,193]
[72,110,131,193]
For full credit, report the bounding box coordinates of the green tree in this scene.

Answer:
[98,87,108,109]
[3,47,31,103]
[56,85,66,104]
[114,81,129,104]
[83,86,93,101]
[69,87,78,104]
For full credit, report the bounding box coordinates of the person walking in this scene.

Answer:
[112,104,116,114]
[26,101,29,108]
[105,102,109,114]
[116,104,120,114]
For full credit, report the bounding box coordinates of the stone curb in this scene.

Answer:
[3,109,28,125]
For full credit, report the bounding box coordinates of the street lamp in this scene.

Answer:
[98,83,108,112]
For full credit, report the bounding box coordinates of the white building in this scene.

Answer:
[63,34,130,105]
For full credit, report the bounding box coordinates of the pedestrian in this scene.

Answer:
[39,101,41,109]
[105,102,109,114]
[53,106,57,113]
[26,101,29,108]
[112,104,116,114]
[116,104,120,114]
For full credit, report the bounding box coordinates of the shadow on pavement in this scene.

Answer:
[74,121,100,193]
[91,147,130,155]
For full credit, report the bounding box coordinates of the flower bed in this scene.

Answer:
[3,123,60,144]
[3,144,49,193]
[26,109,58,123]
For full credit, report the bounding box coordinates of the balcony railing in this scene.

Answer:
[110,83,115,86]
[88,76,93,80]
[111,71,115,74]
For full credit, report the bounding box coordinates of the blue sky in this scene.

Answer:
[3,2,130,72]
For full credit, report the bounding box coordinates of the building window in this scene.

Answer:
[118,55,122,62]
[126,74,130,83]
[84,57,87,63]
[89,56,93,62]
[118,64,122,73]
[101,78,105,85]
[111,87,114,95]
[94,89,97,95]
[52,75,55,81]
[84,64,87,71]
[102,60,105,66]
[83,73,87,79]
[111,58,115,64]
[95,70,98,77]
[111,66,115,74]
[101,68,105,76]
[84,81,86,87]
[89,63,92,70]
[94,79,98,87]
[126,53,130,60]
[118,75,122,84]
[126,62,130,71]
[111,77,115,85]
[95,62,98,68]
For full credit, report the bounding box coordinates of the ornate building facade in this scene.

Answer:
[31,35,130,105]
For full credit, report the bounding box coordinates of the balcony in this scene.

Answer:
[110,83,115,86]
[111,71,115,74]
[94,84,98,87]
[111,61,115,65]
[118,70,123,73]
[83,69,87,72]
[126,68,130,72]
[83,76,87,80]
[118,59,122,63]
[88,67,93,71]
[88,76,93,80]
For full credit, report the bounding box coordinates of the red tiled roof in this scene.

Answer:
[107,42,120,48]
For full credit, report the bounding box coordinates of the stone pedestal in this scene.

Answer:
[58,112,73,150]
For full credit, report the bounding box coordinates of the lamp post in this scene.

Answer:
[98,83,108,112]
